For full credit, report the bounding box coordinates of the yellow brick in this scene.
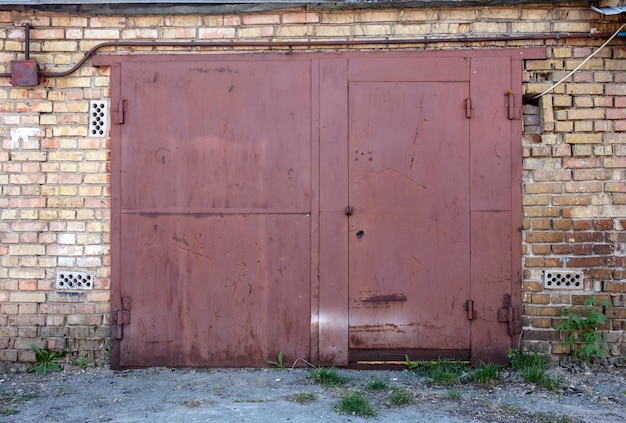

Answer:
[553,22,590,33]
[481,7,520,19]
[166,15,202,26]
[52,126,88,137]
[276,26,313,38]
[321,13,355,24]
[564,133,603,144]
[552,47,572,58]
[8,245,45,256]
[512,22,550,33]
[84,29,121,40]
[121,28,159,39]
[397,9,437,21]
[472,22,509,33]
[439,9,477,20]
[315,25,352,37]
[395,23,431,36]
[128,16,164,26]
[9,268,46,279]
[354,24,393,37]
[238,26,274,38]
[359,10,398,22]
[10,291,46,303]
[55,77,91,89]
[42,41,78,52]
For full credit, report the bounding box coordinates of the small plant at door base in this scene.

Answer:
[508,349,560,390]
[266,352,284,368]
[555,296,609,363]
[288,392,316,403]
[367,378,388,390]
[471,362,501,386]
[70,356,89,369]
[387,387,413,405]
[420,359,470,385]
[27,344,67,375]
[404,354,420,371]
[337,391,375,417]
[309,366,348,387]
[508,349,549,370]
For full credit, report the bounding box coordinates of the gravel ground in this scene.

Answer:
[1,363,625,422]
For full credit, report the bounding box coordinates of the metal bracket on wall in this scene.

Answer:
[111,296,131,340]
[497,294,522,336]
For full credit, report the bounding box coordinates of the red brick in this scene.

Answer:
[573,220,592,230]
[525,257,545,267]
[562,157,601,168]
[593,244,613,254]
[566,231,604,242]
[552,244,574,254]
[532,245,551,255]
[594,219,614,230]
[606,108,626,120]
[567,257,605,267]
[552,219,572,230]
[571,243,592,255]
[526,232,563,243]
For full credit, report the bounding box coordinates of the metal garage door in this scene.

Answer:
[102,50,537,368]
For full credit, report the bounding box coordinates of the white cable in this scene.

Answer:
[532,23,626,99]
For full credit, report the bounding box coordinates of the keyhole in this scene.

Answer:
[356,230,364,239]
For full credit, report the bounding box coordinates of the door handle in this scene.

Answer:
[345,206,353,216]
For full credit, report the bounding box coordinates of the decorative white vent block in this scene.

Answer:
[56,271,94,290]
[543,270,584,289]
[88,100,109,138]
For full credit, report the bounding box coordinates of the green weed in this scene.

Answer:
[266,352,284,368]
[310,366,348,387]
[446,390,461,400]
[27,344,66,375]
[556,296,609,363]
[536,412,574,423]
[337,391,375,417]
[421,359,469,385]
[509,349,560,390]
[387,387,412,405]
[288,392,316,403]
[508,349,549,371]
[183,397,202,408]
[368,378,388,390]
[404,354,420,371]
[471,362,501,386]
[70,356,89,369]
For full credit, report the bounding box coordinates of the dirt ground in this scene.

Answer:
[1,362,625,422]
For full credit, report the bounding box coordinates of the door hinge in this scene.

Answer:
[111,296,131,340]
[113,99,126,125]
[497,294,522,336]
[506,91,520,120]
[465,299,475,320]
[464,98,472,119]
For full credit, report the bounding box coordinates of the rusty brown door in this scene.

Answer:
[347,58,471,359]
[107,50,531,368]
[111,59,313,367]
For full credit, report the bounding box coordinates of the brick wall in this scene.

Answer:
[0,4,625,370]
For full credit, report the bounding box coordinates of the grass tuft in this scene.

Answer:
[387,387,412,405]
[288,392,316,403]
[367,378,388,390]
[471,362,501,386]
[309,366,348,387]
[337,391,375,417]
